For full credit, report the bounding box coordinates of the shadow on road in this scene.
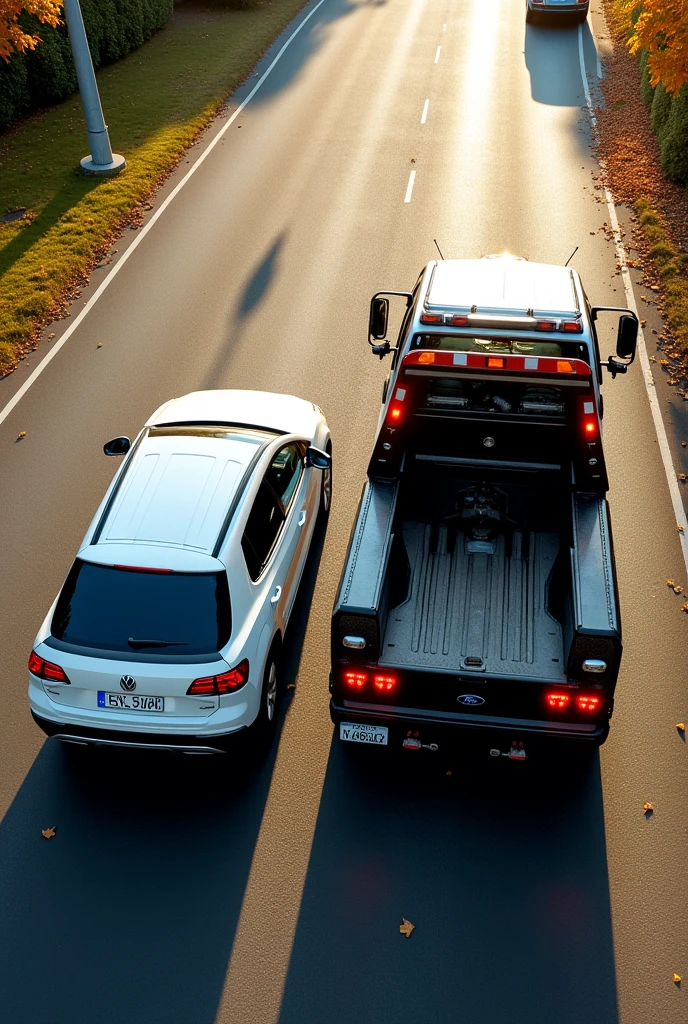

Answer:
[278,742,619,1023]
[525,22,591,106]
[237,232,287,322]
[0,515,328,1024]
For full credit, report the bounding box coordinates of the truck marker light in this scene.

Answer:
[390,407,402,421]
[536,320,556,331]
[374,674,397,691]
[585,421,597,436]
[577,694,601,712]
[561,320,583,333]
[418,352,435,364]
[557,361,574,373]
[487,357,505,368]
[344,671,367,689]
[546,692,570,709]
[420,313,443,324]
[450,315,468,326]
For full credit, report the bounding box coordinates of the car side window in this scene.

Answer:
[242,482,285,581]
[264,443,304,511]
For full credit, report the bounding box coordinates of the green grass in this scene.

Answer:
[635,198,688,354]
[0,0,309,375]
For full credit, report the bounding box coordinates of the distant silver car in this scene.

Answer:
[526,0,589,24]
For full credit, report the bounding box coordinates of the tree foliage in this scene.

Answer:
[0,1,63,62]
[623,0,688,95]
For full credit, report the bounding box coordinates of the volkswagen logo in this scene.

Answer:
[120,675,136,692]
[482,437,495,448]
[457,694,485,706]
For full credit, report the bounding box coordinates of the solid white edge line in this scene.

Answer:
[577,24,688,572]
[0,0,331,432]
[434,45,441,63]
[421,98,429,124]
[404,170,416,204]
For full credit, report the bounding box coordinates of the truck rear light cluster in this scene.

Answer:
[29,650,70,683]
[578,397,600,440]
[188,659,249,695]
[343,670,398,693]
[546,691,603,713]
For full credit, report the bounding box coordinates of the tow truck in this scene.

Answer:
[330,254,637,758]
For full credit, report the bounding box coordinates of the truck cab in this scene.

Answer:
[330,254,637,757]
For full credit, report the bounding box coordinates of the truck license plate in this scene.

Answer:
[339,722,388,745]
[98,692,164,712]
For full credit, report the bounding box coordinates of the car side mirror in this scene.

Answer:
[305,446,331,470]
[369,297,389,340]
[103,436,131,456]
[616,314,638,361]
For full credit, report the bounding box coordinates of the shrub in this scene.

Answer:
[638,49,654,105]
[658,84,688,184]
[650,82,672,136]
[0,0,174,132]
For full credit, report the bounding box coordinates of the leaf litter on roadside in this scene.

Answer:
[399,919,415,938]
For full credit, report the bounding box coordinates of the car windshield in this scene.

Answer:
[52,560,231,655]
[413,333,590,361]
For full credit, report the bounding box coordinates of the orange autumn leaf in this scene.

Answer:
[621,0,688,96]
[0,1,63,63]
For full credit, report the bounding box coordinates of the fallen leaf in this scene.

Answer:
[682,442,687,447]
[286,683,296,690]
[47,332,55,339]
[677,525,685,533]
[667,579,677,587]
[674,586,683,594]
[673,973,681,984]
[643,802,654,814]
[41,826,56,839]
[96,343,103,348]
[15,431,26,441]
[681,603,688,614]
[399,918,415,938]
[676,723,685,732]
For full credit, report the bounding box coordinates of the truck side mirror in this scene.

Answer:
[369,297,389,340]
[616,314,637,361]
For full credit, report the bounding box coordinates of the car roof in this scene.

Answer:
[425,257,579,319]
[146,389,318,438]
[93,432,266,559]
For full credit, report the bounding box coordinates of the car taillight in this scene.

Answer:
[546,691,570,709]
[420,313,443,325]
[535,320,556,331]
[187,659,249,696]
[577,694,601,712]
[561,320,583,332]
[29,650,70,683]
[374,673,397,692]
[344,670,367,689]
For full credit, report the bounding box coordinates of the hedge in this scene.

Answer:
[0,0,174,132]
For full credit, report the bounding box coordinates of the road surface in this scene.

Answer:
[0,0,686,1021]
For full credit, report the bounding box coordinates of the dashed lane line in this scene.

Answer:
[421,98,429,124]
[577,23,688,574]
[404,170,416,203]
[434,45,441,63]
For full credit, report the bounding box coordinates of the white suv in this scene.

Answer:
[28,390,331,753]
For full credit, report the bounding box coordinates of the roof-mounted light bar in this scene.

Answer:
[420,311,583,333]
[403,351,592,376]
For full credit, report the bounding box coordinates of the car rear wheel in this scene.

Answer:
[254,645,280,743]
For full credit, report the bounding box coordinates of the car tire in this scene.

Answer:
[319,440,333,518]
[254,643,281,743]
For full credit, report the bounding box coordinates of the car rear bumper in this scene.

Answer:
[527,1,589,13]
[330,700,609,748]
[31,711,243,753]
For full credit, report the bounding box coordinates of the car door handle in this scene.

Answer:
[298,510,307,527]
[270,586,282,605]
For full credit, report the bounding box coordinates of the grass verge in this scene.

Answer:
[635,199,688,355]
[0,0,310,376]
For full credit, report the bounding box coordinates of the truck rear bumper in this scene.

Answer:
[330,700,609,748]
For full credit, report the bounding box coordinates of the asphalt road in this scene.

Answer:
[0,0,687,1021]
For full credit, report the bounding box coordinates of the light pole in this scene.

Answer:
[62,0,125,175]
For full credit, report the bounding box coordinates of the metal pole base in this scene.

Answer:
[79,154,126,176]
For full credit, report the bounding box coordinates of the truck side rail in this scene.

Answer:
[332,477,399,662]
[566,492,621,685]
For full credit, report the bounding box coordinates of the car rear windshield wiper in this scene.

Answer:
[127,638,189,649]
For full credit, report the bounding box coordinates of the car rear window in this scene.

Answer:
[52,560,231,655]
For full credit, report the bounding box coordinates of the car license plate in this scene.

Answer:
[339,722,388,745]
[97,692,165,712]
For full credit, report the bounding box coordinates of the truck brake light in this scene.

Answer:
[344,670,367,689]
[374,674,397,692]
[546,692,570,709]
[577,694,602,712]
[420,313,443,325]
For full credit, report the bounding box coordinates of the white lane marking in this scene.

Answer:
[587,14,603,79]
[404,170,416,203]
[577,24,688,573]
[434,45,441,63]
[421,98,429,124]
[442,22,446,31]
[0,0,331,432]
